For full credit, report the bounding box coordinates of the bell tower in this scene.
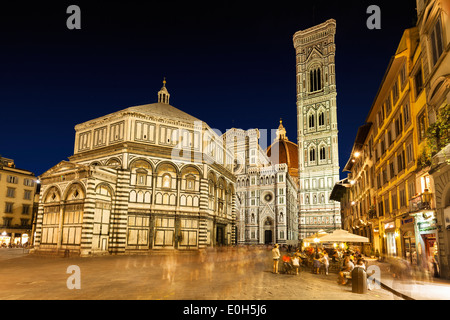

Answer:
[293,19,341,239]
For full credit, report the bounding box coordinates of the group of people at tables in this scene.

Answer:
[272,244,367,285]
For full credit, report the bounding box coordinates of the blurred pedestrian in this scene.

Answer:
[313,253,321,274]
[272,244,280,274]
[321,252,329,275]
[292,254,300,275]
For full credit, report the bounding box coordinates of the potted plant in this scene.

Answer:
[370,247,376,259]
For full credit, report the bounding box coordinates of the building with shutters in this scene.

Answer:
[0,156,38,247]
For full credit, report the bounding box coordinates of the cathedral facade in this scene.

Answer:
[224,122,299,246]
[293,19,342,239]
[33,82,236,256]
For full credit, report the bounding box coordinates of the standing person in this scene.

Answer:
[313,253,321,274]
[292,254,300,275]
[321,252,330,275]
[272,244,281,274]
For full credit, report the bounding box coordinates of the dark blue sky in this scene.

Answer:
[0,1,417,177]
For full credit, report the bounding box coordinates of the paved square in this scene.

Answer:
[0,248,398,300]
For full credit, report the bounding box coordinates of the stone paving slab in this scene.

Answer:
[0,249,397,300]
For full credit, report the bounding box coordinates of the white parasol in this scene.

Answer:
[318,229,369,243]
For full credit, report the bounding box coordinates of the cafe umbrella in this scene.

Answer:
[318,229,369,243]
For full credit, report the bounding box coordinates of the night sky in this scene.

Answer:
[0,0,417,178]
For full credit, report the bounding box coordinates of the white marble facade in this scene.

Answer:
[293,19,342,239]
[34,83,236,256]
[223,127,299,246]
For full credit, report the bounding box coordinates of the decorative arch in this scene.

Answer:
[156,161,179,175]
[181,165,201,191]
[106,157,122,166]
[63,182,86,201]
[43,185,63,203]
[180,164,203,177]
[95,183,114,197]
[156,162,178,190]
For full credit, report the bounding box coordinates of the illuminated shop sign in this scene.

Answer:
[418,219,437,232]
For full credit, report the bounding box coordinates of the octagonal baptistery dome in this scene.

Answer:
[266,120,299,180]
[71,79,234,175]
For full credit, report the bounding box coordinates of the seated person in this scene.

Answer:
[338,257,354,285]
[282,254,293,273]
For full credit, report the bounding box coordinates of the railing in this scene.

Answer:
[368,209,377,220]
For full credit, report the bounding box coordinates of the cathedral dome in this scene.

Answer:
[266,120,299,178]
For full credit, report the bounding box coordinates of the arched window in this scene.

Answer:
[309,67,323,92]
[309,114,315,129]
[318,111,325,127]
[162,174,171,189]
[309,148,316,162]
[320,146,326,161]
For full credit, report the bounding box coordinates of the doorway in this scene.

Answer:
[263,217,274,244]
[422,233,439,277]
[264,230,273,244]
[216,225,225,246]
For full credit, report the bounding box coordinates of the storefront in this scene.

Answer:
[0,232,11,246]
[383,220,398,256]
[0,232,30,247]
[401,216,417,265]
[412,211,440,277]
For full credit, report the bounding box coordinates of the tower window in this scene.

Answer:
[308,114,315,129]
[318,112,325,127]
[320,147,326,160]
[309,67,323,92]
[309,148,316,162]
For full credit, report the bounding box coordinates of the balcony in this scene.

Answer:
[368,207,377,220]
[409,190,433,212]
